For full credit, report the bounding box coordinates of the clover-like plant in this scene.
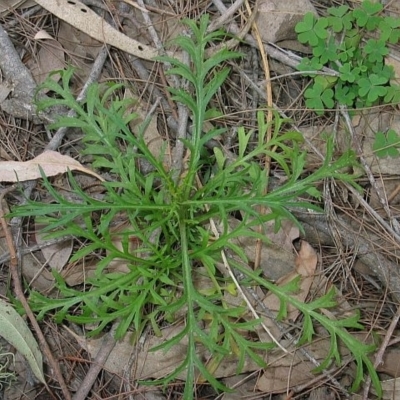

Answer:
[296,0,400,114]
[11,15,382,398]
[373,129,400,157]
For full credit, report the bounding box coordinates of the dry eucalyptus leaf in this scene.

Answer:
[107,221,141,274]
[21,250,55,292]
[34,0,167,61]
[0,150,104,182]
[137,112,171,169]
[57,21,102,81]
[0,230,56,292]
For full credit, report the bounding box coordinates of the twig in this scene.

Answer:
[207,0,245,32]
[244,0,275,270]
[127,55,174,113]
[136,0,179,89]
[2,5,43,29]
[289,358,352,398]
[0,186,72,400]
[209,0,259,57]
[171,50,190,184]
[71,323,118,400]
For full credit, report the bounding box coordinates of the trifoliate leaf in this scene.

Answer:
[373,130,400,158]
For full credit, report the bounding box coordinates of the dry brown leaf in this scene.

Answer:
[257,332,374,394]
[378,347,400,378]
[0,150,104,182]
[61,260,98,287]
[28,30,65,84]
[83,325,261,382]
[21,251,55,292]
[107,221,142,274]
[295,240,318,276]
[225,216,298,281]
[57,21,102,82]
[252,240,318,342]
[35,223,73,272]
[34,0,169,61]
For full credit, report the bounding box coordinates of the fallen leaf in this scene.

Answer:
[83,325,260,381]
[257,332,375,394]
[0,299,45,384]
[29,30,65,84]
[36,222,73,272]
[34,0,162,61]
[0,150,104,182]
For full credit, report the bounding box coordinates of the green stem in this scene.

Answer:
[179,212,196,399]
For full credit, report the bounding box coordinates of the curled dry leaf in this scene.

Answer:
[0,150,104,182]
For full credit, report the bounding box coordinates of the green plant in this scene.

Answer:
[373,129,400,157]
[295,0,400,114]
[11,15,382,398]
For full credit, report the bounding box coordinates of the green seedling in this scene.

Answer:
[11,15,382,398]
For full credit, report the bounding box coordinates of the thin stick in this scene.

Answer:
[72,323,118,400]
[0,186,72,400]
